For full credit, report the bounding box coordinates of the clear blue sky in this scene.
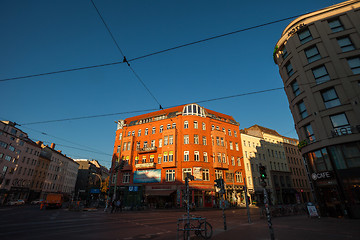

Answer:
[0,0,344,168]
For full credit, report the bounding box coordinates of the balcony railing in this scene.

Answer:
[136,146,157,153]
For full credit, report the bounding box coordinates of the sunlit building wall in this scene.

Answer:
[274,0,360,218]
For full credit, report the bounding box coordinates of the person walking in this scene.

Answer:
[111,200,116,213]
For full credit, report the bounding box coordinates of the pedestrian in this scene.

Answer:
[111,200,115,213]
[116,199,121,212]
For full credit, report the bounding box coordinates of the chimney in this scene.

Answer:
[51,143,56,149]
[36,141,43,146]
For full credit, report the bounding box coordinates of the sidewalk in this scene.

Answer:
[212,215,360,240]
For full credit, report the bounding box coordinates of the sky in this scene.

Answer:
[0,0,345,168]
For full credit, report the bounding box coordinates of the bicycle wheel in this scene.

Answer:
[199,222,213,239]
[183,223,191,240]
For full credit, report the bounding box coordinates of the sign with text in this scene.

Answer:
[311,171,333,181]
[133,169,161,183]
[193,167,202,180]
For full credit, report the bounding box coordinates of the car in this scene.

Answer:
[31,199,43,205]
[7,199,25,206]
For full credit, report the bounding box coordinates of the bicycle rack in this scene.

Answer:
[177,216,208,240]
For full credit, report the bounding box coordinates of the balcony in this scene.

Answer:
[213,161,229,170]
[137,146,157,154]
[135,162,156,169]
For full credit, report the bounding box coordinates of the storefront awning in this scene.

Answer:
[145,190,175,196]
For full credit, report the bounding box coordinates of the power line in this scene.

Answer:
[0,13,304,83]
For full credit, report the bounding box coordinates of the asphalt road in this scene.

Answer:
[0,205,359,240]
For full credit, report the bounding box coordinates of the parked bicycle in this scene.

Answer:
[179,215,213,239]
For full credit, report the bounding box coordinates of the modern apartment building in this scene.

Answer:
[111,104,245,208]
[274,0,360,218]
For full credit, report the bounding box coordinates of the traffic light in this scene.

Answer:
[214,178,225,194]
[259,165,267,181]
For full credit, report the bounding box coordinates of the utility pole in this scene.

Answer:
[259,165,274,240]
[215,177,227,230]
[243,177,252,223]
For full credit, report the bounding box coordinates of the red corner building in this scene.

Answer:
[111,104,246,208]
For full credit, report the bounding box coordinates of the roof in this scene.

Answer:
[245,124,282,137]
[123,104,237,124]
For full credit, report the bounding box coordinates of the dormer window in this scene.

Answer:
[182,104,206,117]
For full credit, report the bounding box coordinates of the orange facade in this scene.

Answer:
[111,104,245,208]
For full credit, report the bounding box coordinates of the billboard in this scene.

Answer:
[133,169,161,183]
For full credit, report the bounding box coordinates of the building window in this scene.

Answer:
[231,157,235,166]
[285,61,294,77]
[312,65,330,84]
[138,129,141,137]
[182,168,192,180]
[337,36,355,52]
[330,113,351,136]
[202,136,207,145]
[169,135,173,145]
[184,151,189,161]
[328,18,344,33]
[297,101,308,119]
[321,88,341,109]
[172,123,176,129]
[222,128,226,134]
[216,137,220,146]
[202,122,206,130]
[222,154,226,163]
[304,124,316,142]
[123,142,127,151]
[236,172,243,183]
[167,124,171,130]
[150,155,154,162]
[194,134,199,144]
[194,151,200,161]
[291,80,300,97]
[164,136,168,145]
[142,156,146,163]
[152,127,156,134]
[123,173,130,183]
[235,143,239,151]
[282,46,288,59]
[160,125,163,133]
[145,128,148,135]
[228,129,232,136]
[234,130,237,137]
[305,46,321,63]
[212,125,215,130]
[159,139,162,148]
[184,121,189,129]
[220,138,224,146]
[217,153,221,163]
[184,135,189,144]
[229,141,233,150]
[194,121,198,129]
[163,152,168,162]
[118,133,122,140]
[347,57,360,74]
[298,28,312,44]
[203,152,208,162]
[151,140,155,147]
[132,131,135,136]
[158,155,162,164]
[165,170,175,182]
[169,151,174,162]
[202,169,209,181]
[215,170,223,180]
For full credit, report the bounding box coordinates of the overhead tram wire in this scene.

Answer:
[91,0,163,110]
[20,86,285,125]
[0,13,305,83]
[19,125,111,156]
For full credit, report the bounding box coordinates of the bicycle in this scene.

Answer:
[181,215,213,239]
